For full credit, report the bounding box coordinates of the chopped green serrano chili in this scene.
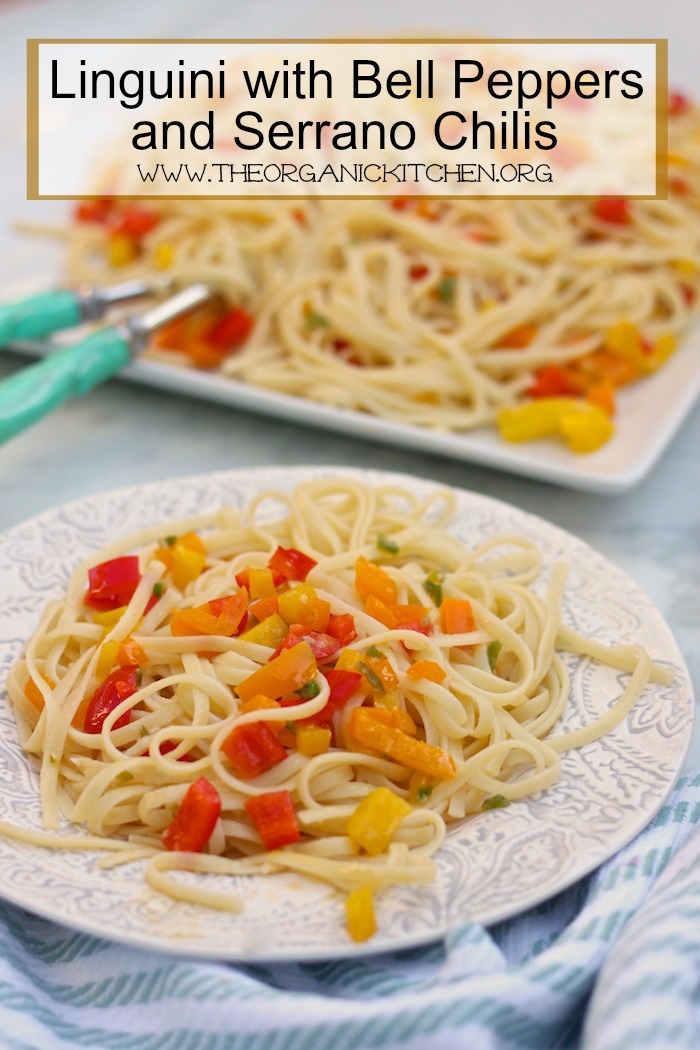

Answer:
[416,785,433,803]
[482,794,510,810]
[295,681,321,699]
[116,770,134,784]
[165,535,177,547]
[436,275,456,303]
[357,662,384,693]
[487,640,502,670]
[306,311,329,329]
[377,534,399,555]
[366,646,384,659]
[152,581,165,598]
[424,571,444,607]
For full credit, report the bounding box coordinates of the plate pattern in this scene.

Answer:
[0,466,693,960]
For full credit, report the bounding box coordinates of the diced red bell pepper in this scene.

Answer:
[207,307,254,350]
[161,776,221,852]
[592,198,631,225]
[268,546,317,582]
[410,264,429,280]
[85,556,142,611]
[669,91,690,117]
[159,740,193,762]
[526,364,579,399]
[285,667,363,726]
[245,789,300,850]
[75,198,114,224]
[110,205,160,240]
[326,613,357,647]
[222,722,288,779]
[83,666,141,733]
[272,625,341,663]
[396,617,433,637]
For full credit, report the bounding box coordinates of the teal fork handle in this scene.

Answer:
[0,290,82,348]
[0,327,131,444]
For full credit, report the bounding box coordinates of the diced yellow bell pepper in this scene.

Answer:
[96,640,119,677]
[558,406,614,453]
[346,786,412,856]
[109,234,138,267]
[672,259,697,278]
[278,585,330,631]
[346,885,376,943]
[239,613,289,647]
[498,398,615,454]
[653,333,676,365]
[335,648,366,673]
[170,545,206,589]
[248,567,276,601]
[154,242,174,270]
[91,605,128,628]
[296,724,332,756]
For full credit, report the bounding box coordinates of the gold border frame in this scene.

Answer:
[26,37,667,201]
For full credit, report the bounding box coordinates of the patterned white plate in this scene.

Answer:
[0,466,693,961]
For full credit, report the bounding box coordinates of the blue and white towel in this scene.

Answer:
[2,773,700,1050]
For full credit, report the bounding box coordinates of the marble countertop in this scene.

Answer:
[0,0,698,774]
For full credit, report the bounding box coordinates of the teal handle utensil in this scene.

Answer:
[0,290,82,347]
[0,279,158,350]
[0,283,213,445]
[0,328,130,443]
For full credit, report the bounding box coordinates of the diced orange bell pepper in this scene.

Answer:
[440,598,476,636]
[236,641,317,702]
[249,594,280,622]
[363,595,399,628]
[278,585,331,632]
[117,637,147,668]
[24,673,55,712]
[170,591,248,638]
[586,379,616,416]
[495,323,537,349]
[355,557,397,605]
[407,660,446,684]
[348,707,455,780]
[359,655,399,696]
[362,706,417,735]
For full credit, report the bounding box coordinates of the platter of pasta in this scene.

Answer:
[0,466,693,960]
[35,86,698,493]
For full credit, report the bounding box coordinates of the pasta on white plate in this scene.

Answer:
[44,92,700,454]
[6,478,672,940]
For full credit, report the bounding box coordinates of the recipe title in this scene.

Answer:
[30,40,663,199]
[49,55,647,153]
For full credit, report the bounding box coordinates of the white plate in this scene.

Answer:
[12,319,700,495]
[0,465,693,961]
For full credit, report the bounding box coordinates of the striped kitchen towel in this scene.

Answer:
[1,773,700,1050]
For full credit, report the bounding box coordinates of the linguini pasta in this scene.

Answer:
[7,478,672,925]
[52,98,700,440]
